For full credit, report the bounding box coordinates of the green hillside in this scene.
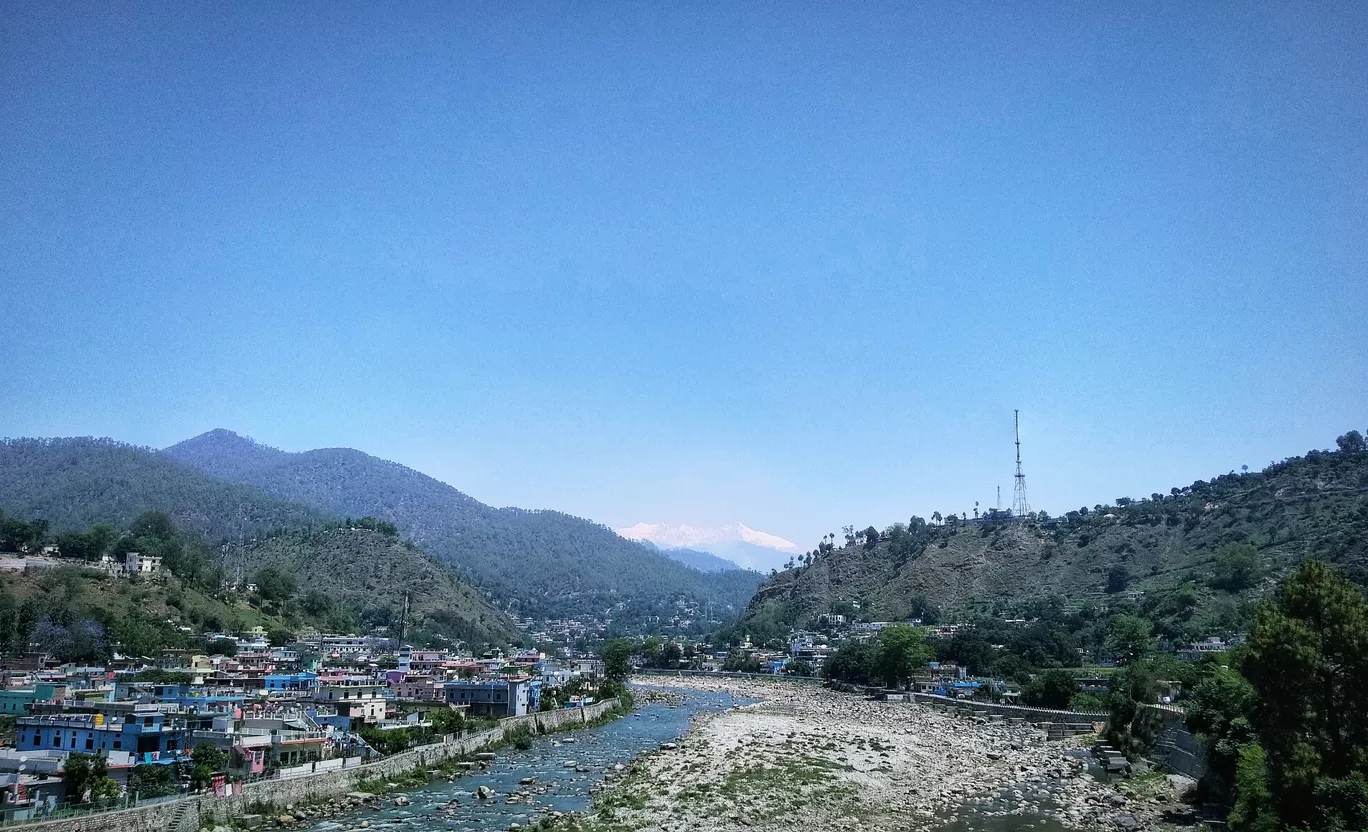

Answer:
[164,429,763,622]
[221,527,519,646]
[740,432,1368,641]
[0,563,289,661]
[0,439,520,646]
[0,437,328,539]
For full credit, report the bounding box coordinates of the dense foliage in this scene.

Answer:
[1169,559,1368,830]
[1234,561,1368,830]
[822,624,933,688]
[222,526,518,646]
[0,437,327,539]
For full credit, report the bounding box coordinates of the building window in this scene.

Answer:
[85,738,93,750]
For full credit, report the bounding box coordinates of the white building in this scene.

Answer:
[313,678,387,723]
[124,552,162,575]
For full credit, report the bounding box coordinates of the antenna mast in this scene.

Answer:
[1012,409,1031,517]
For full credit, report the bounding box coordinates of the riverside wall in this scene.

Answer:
[904,691,1108,724]
[11,699,620,832]
[639,670,1105,723]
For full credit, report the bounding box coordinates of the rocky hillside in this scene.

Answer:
[221,527,518,646]
[165,430,762,620]
[743,435,1368,631]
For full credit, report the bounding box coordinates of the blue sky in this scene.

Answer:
[2,3,1365,551]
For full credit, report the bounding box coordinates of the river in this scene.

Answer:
[304,687,1087,832]
[304,688,743,831]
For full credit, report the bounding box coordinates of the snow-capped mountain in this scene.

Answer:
[616,522,801,572]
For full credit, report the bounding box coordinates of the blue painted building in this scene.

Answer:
[265,672,318,693]
[16,706,190,761]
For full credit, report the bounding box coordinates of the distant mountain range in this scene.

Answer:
[0,431,765,631]
[162,430,762,622]
[617,522,801,571]
[638,542,745,573]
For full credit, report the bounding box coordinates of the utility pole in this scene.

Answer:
[1012,409,1031,517]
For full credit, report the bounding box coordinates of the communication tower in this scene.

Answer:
[1012,409,1031,517]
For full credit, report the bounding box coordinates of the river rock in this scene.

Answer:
[477,785,494,799]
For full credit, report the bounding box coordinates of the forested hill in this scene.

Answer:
[164,430,763,620]
[0,438,520,645]
[0,437,328,538]
[223,527,518,646]
[739,432,1368,640]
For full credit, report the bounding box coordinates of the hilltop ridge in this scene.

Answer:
[164,430,762,623]
[740,434,1368,638]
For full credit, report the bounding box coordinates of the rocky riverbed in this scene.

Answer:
[557,676,1193,832]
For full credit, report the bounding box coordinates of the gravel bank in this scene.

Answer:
[564,676,1191,832]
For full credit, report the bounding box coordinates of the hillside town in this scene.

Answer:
[0,631,609,823]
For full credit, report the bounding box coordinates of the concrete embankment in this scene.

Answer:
[16,698,621,832]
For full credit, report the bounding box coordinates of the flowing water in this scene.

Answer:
[305,687,1079,832]
[306,688,742,831]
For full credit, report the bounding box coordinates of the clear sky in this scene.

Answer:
[2,3,1365,552]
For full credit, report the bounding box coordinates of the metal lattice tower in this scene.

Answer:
[1012,409,1031,517]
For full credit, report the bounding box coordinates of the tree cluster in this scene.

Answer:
[822,624,932,688]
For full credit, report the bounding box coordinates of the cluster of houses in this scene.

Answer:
[0,549,163,577]
[512,598,714,648]
[0,637,608,822]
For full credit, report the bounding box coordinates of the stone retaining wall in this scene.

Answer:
[905,691,1108,723]
[12,699,620,832]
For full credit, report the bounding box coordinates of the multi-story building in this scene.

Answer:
[123,552,161,575]
[392,674,444,702]
[313,678,387,724]
[265,672,318,694]
[17,704,189,758]
[442,679,537,717]
[0,684,56,716]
